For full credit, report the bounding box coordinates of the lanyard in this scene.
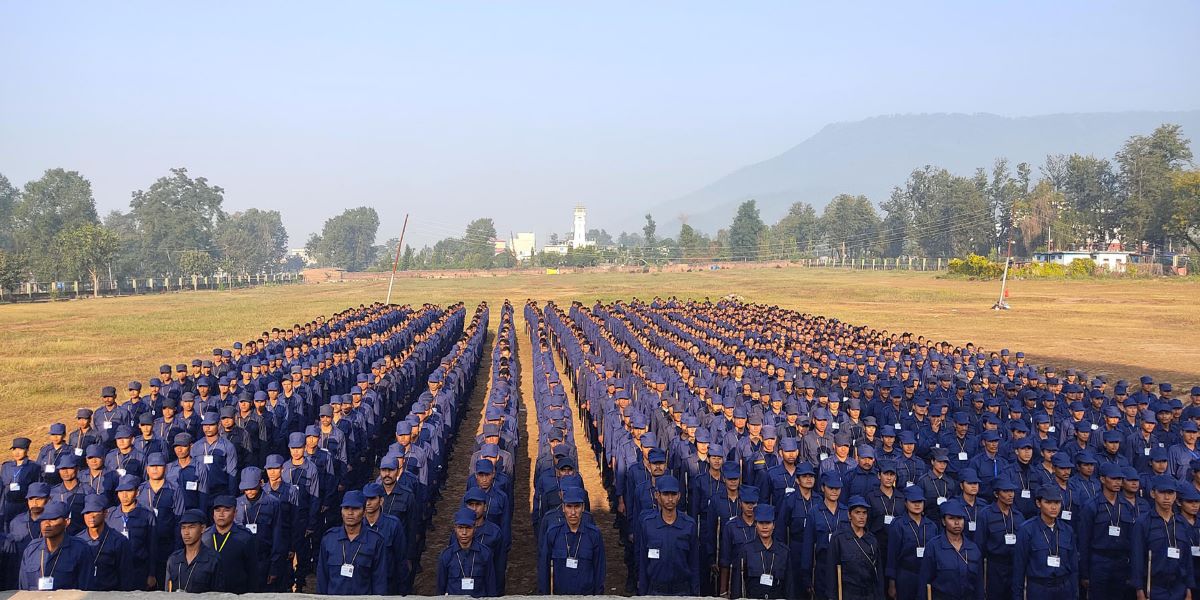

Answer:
[881,492,897,516]
[998,507,1014,534]
[1161,515,1179,549]
[454,547,475,578]
[758,549,776,575]
[907,518,927,548]
[1103,498,1122,526]
[91,528,111,572]
[40,544,63,579]
[177,556,199,591]
[851,532,877,567]
[212,531,232,553]
[342,538,363,565]
[565,530,582,560]
[1040,522,1060,557]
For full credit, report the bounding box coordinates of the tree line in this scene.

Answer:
[0,168,290,295]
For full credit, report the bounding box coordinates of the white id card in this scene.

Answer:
[246,523,258,534]
[647,548,660,559]
[1004,534,1017,545]
[74,448,83,456]
[186,481,198,491]
[1108,526,1121,537]
[44,464,55,474]
[968,521,977,531]
[103,422,113,430]
[203,455,214,464]
[1061,510,1072,521]
[819,453,829,461]
[1168,547,1181,559]
[1192,546,1200,557]
[117,468,127,477]
[8,483,19,492]
[915,547,925,558]
[832,422,840,430]
[884,515,895,525]
[958,452,968,461]
[1020,490,1031,499]
[759,574,774,586]
[38,576,54,590]
[340,563,354,577]
[937,497,947,505]
[1049,426,1056,433]
[1091,423,1099,430]
[461,578,475,590]
[1047,555,1061,568]
[895,423,902,430]
[565,558,579,569]
[785,487,795,494]
[1145,448,1151,456]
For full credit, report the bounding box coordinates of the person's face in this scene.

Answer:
[905,499,925,516]
[180,522,203,546]
[454,524,475,547]
[1038,499,1062,520]
[824,485,842,502]
[1102,476,1124,493]
[289,447,304,461]
[650,461,667,477]
[341,505,364,527]
[11,447,26,461]
[476,471,494,489]
[656,490,680,512]
[83,511,105,529]
[943,515,965,536]
[86,457,103,471]
[1153,489,1178,512]
[118,489,136,506]
[145,464,164,480]
[365,496,382,514]
[27,496,48,512]
[212,506,234,528]
[563,502,584,527]
[59,467,76,482]
[741,500,757,519]
[962,482,979,497]
[40,516,67,539]
[116,437,132,451]
[755,520,775,540]
[202,424,217,438]
[850,506,868,528]
[379,467,396,486]
[997,489,1015,506]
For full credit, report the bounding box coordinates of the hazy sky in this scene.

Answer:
[3,1,1198,248]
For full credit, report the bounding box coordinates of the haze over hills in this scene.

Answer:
[643,111,1200,235]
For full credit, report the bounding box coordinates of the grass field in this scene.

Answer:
[1,267,1197,443]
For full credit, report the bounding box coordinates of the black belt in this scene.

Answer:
[1029,576,1070,587]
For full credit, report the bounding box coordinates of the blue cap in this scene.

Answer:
[1152,475,1178,492]
[903,485,925,502]
[305,425,321,438]
[211,495,236,508]
[463,487,488,504]
[341,490,366,508]
[822,473,844,488]
[847,495,870,510]
[48,423,66,436]
[82,495,109,514]
[25,482,50,499]
[753,504,775,522]
[959,468,981,484]
[1036,486,1063,501]
[475,459,494,474]
[940,499,968,518]
[1052,454,1075,468]
[287,432,306,448]
[453,507,477,526]
[38,501,70,521]
[180,509,207,525]
[1179,483,1200,502]
[739,486,760,503]
[363,483,385,498]
[721,462,742,479]
[115,474,140,492]
[265,454,286,469]
[562,487,586,504]
[656,474,681,494]
[239,467,263,491]
[647,448,667,463]
[993,477,1019,492]
[1100,463,1126,479]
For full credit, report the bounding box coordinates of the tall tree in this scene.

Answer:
[879,187,914,257]
[677,223,708,259]
[1117,124,1194,249]
[821,194,880,258]
[642,214,657,248]
[462,218,498,268]
[1167,169,1200,254]
[0,173,18,251]
[0,250,25,293]
[128,168,226,274]
[728,200,766,261]
[55,223,119,297]
[215,209,289,275]
[586,228,614,247]
[12,168,99,278]
[771,201,821,258]
[305,207,380,271]
[902,166,993,257]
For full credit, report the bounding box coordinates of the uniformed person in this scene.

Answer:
[77,494,136,591]
[106,474,156,590]
[826,495,885,600]
[18,501,93,590]
[1012,485,1079,600]
[918,499,983,600]
[316,490,389,595]
[436,507,497,597]
[635,473,699,595]
[202,494,260,593]
[731,504,792,599]
[538,486,606,595]
[976,477,1024,600]
[3,437,41,527]
[165,509,220,593]
[1131,475,1196,600]
[1078,462,1136,600]
[362,482,408,594]
[887,484,940,600]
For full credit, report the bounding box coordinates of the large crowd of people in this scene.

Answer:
[3,295,1199,599]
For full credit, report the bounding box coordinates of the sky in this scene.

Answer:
[2,1,1199,249]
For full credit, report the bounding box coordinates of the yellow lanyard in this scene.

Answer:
[212,531,232,553]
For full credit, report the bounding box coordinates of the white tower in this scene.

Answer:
[572,205,588,248]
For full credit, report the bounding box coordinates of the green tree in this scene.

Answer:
[176,250,215,276]
[1044,154,1121,248]
[1167,169,1200,254]
[128,168,226,274]
[55,223,119,297]
[462,218,498,268]
[0,250,25,294]
[728,200,766,261]
[642,214,657,249]
[1117,124,1194,249]
[821,194,880,258]
[305,207,380,270]
[586,228,614,247]
[215,209,288,275]
[12,168,99,278]
[771,201,821,258]
[879,187,914,257]
[0,173,18,251]
[677,223,708,259]
[901,167,993,257]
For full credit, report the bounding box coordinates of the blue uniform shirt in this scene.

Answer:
[918,533,984,600]
[537,520,606,595]
[316,525,389,595]
[436,540,496,597]
[19,535,94,591]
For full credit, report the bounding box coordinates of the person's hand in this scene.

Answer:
[1137,591,1147,600]
[147,576,157,589]
[888,580,897,599]
[268,575,277,585]
[1081,579,1089,589]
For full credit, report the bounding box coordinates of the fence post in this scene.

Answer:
[922,258,927,271]
[937,258,943,270]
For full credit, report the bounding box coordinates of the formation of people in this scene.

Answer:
[3,294,1200,599]
[0,301,496,594]
[543,298,1200,600]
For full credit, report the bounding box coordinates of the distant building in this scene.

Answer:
[1033,250,1139,272]
[512,232,536,261]
[543,243,570,255]
[572,205,594,249]
[493,240,508,255]
[287,248,315,266]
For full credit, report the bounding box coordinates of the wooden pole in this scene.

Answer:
[385,214,410,305]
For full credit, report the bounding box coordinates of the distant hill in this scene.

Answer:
[649,111,1200,234]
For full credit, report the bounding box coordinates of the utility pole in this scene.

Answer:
[384,214,410,306]
[993,197,1016,311]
